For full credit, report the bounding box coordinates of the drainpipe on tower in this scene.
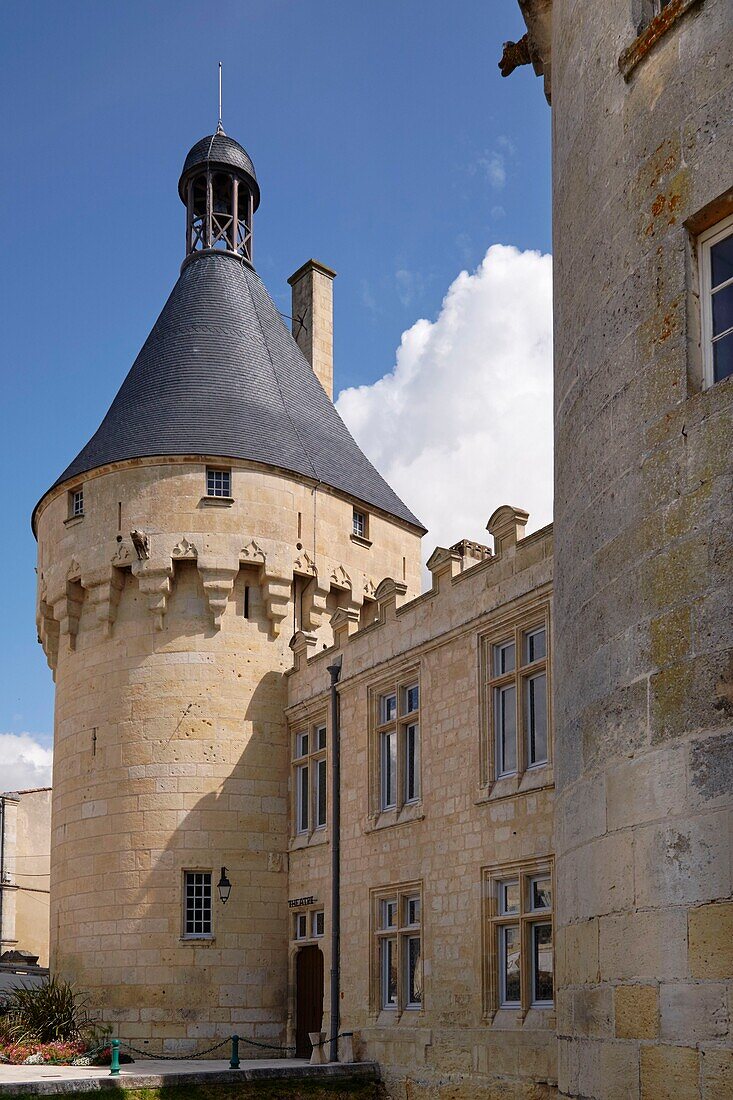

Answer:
[326,654,342,1063]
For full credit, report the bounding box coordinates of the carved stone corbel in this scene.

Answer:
[36,576,60,673]
[132,560,173,631]
[293,549,317,578]
[84,566,125,637]
[198,564,239,628]
[262,573,292,637]
[52,581,84,651]
[302,579,330,633]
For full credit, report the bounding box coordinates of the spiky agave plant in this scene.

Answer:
[3,977,98,1045]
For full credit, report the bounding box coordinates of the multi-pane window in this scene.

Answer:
[374,885,422,1013]
[206,467,231,498]
[292,908,324,941]
[353,508,368,539]
[700,213,733,386]
[484,612,550,781]
[292,722,327,836]
[484,860,553,1014]
[69,488,84,518]
[183,871,212,937]
[374,676,420,814]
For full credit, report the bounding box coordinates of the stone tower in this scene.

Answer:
[510,1,732,1095]
[33,129,424,1051]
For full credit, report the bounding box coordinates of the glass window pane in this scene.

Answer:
[295,732,308,758]
[501,925,521,1004]
[382,938,398,1007]
[525,673,548,766]
[532,923,554,1003]
[713,331,733,383]
[405,723,419,802]
[712,282,733,337]
[493,640,515,676]
[380,693,397,724]
[313,911,324,937]
[297,764,309,832]
[531,877,552,910]
[404,685,419,714]
[316,758,327,827]
[382,899,397,929]
[711,232,733,290]
[406,935,422,1006]
[495,684,517,774]
[381,730,397,809]
[524,628,546,664]
[406,896,421,925]
[500,880,520,915]
[316,725,327,750]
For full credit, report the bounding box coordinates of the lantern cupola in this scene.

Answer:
[178,128,260,265]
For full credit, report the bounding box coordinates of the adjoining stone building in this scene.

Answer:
[0,788,52,973]
[31,0,732,1095]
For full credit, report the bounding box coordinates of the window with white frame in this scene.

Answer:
[183,870,212,937]
[292,722,327,836]
[374,676,420,814]
[700,213,733,387]
[484,860,553,1015]
[374,885,422,1013]
[352,508,368,539]
[292,908,324,942]
[483,610,550,782]
[68,488,84,518]
[206,467,231,498]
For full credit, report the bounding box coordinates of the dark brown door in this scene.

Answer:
[295,945,324,1057]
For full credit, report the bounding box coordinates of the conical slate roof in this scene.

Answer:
[40,253,424,531]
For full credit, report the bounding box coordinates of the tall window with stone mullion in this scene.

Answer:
[374,885,422,1013]
[485,612,549,781]
[375,678,420,813]
[293,722,327,836]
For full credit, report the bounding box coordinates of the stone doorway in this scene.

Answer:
[295,944,324,1057]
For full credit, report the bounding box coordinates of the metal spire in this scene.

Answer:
[216,62,225,135]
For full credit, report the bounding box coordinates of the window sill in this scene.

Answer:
[200,496,234,507]
[374,1007,424,1027]
[486,1006,556,1030]
[476,766,554,806]
[619,0,703,80]
[350,534,372,548]
[179,935,216,944]
[289,829,328,852]
[364,802,424,833]
[64,515,85,527]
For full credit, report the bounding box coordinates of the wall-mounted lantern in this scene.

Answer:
[217,866,232,905]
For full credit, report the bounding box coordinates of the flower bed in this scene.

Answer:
[0,1039,89,1065]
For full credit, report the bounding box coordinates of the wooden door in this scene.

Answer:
[295,945,324,1058]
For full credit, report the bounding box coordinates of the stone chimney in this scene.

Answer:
[287,259,337,399]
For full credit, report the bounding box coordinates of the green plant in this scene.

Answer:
[2,977,101,1045]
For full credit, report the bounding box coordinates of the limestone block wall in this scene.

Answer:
[13,789,52,966]
[288,519,557,1098]
[550,1,733,1096]
[34,457,421,1051]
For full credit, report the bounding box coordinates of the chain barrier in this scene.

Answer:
[118,1037,231,1060]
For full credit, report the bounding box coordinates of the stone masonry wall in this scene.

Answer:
[35,457,421,1051]
[551,1,733,1096]
[288,517,557,1098]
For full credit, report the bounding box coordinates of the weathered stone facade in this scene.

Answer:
[0,788,51,967]
[511,0,733,1095]
[287,514,556,1098]
[34,460,421,1050]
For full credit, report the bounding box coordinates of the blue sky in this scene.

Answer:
[0,0,550,753]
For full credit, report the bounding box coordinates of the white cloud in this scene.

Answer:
[479,151,506,189]
[337,244,553,566]
[0,733,53,792]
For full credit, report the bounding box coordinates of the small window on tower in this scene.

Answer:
[68,488,84,519]
[206,467,232,498]
[699,213,733,387]
[352,509,368,540]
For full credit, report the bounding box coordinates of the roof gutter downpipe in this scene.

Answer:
[326,654,343,1063]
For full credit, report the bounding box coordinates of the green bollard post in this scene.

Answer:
[110,1039,121,1076]
[230,1034,240,1069]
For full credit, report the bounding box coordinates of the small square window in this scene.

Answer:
[206,467,231,498]
[294,912,308,940]
[69,488,84,518]
[313,910,325,938]
[353,509,367,538]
